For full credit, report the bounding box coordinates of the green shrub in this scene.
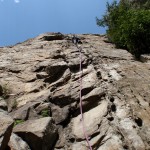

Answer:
[97,0,150,58]
[129,0,150,9]
[41,109,50,117]
[14,119,24,126]
[120,9,150,57]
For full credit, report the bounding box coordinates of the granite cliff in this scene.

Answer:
[0,33,150,150]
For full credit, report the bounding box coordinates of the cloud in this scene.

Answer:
[14,0,20,3]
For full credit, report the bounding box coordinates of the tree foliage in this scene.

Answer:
[97,0,150,58]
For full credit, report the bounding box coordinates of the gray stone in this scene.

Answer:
[0,110,14,150]
[8,133,31,150]
[71,100,108,139]
[16,89,50,107]
[51,105,69,124]
[0,33,150,149]
[0,97,7,111]
[10,101,41,120]
[13,117,58,150]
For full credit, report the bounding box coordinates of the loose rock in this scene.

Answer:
[0,110,14,150]
[8,133,31,150]
[13,117,58,150]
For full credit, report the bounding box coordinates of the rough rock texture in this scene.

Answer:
[140,54,150,63]
[0,97,7,111]
[8,133,31,150]
[0,32,150,149]
[0,110,14,150]
[13,117,57,150]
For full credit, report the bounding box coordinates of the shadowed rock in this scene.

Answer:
[0,97,7,111]
[8,133,31,150]
[0,85,3,96]
[0,110,14,150]
[13,117,58,150]
[0,33,150,149]
[37,32,64,41]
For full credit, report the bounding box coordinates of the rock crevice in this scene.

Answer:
[0,33,150,150]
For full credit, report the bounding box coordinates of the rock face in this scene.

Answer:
[0,97,7,111]
[13,117,57,150]
[0,32,150,149]
[0,110,14,150]
[8,133,31,150]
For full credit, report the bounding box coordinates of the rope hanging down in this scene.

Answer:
[72,35,93,150]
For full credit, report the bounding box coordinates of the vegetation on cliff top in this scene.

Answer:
[97,0,150,58]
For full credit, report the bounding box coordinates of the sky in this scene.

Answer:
[0,0,114,46]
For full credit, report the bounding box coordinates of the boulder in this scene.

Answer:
[10,101,41,120]
[51,105,69,124]
[13,117,58,150]
[71,100,108,140]
[0,110,14,150]
[16,89,50,107]
[8,133,31,150]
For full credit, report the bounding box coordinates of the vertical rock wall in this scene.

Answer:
[0,33,150,150]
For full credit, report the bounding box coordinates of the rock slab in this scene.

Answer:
[0,110,14,150]
[8,133,31,150]
[13,117,58,150]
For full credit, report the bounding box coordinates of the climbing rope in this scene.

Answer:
[72,36,93,150]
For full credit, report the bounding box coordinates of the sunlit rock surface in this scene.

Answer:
[0,33,150,149]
